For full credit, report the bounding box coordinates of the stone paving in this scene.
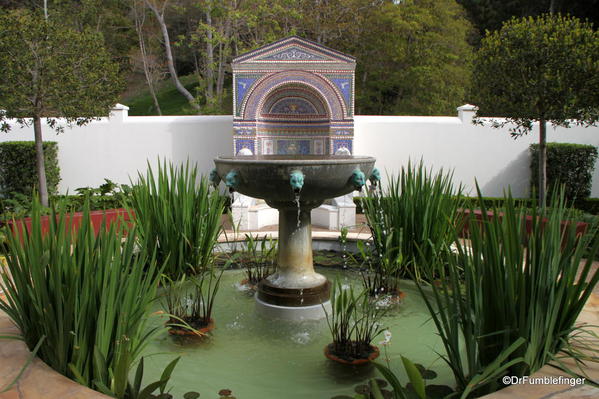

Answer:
[1,231,598,399]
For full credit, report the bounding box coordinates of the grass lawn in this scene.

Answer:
[120,74,233,116]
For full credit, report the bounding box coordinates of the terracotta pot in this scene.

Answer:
[324,343,379,365]
[239,278,257,290]
[167,318,215,337]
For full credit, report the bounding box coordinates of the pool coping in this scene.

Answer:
[1,235,599,399]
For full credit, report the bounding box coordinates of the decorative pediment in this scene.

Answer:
[259,46,327,61]
[233,36,355,65]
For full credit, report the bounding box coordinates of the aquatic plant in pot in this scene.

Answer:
[240,233,277,287]
[324,280,387,365]
[356,235,404,303]
[162,265,224,337]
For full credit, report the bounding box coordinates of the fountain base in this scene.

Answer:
[255,296,331,321]
[257,279,330,307]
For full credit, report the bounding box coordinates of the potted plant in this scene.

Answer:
[162,265,224,337]
[324,280,387,365]
[356,236,406,304]
[240,233,277,288]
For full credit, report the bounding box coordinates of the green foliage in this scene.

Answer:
[530,142,598,200]
[324,280,386,360]
[0,180,130,222]
[361,161,463,285]
[457,0,599,41]
[472,14,599,133]
[122,75,210,116]
[240,234,277,285]
[129,160,226,279]
[0,9,124,129]
[373,358,429,399]
[416,188,599,397]
[347,0,473,115]
[161,269,224,334]
[0,8,123,205]
[67,179,131,211]
[0,141,60,199]
[0,200,163,398]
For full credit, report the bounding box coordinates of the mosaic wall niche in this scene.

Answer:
[232,36,356,155]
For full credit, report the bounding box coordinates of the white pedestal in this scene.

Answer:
[231,193,357,231]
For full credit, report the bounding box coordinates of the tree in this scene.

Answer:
[0,9,123,206]
[471,14,599,205]
[333,0,473,115]
[144,0,201,112]
[131,0,166,115]
[457,0,599,41]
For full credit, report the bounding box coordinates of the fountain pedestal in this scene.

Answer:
[256,202,331,319]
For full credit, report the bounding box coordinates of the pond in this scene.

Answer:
[140,267,453,399]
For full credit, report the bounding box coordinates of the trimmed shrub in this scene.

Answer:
[530,142,598,200]
[0,141,60,199]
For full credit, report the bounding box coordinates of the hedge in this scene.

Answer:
[354,196,599,215]
[0,141,60,199]
[530,142,598,200]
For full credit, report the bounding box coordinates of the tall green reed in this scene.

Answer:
[242,233,277,285]
[324,280,386,358]
[129,160,226,279]
[416,188,599,397]
[361,160,463,290]
[162,266,224,332]
[0,200,163,398]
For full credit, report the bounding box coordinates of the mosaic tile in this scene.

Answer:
[232,37,356,155]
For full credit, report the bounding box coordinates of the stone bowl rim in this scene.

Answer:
[214,155,376,166]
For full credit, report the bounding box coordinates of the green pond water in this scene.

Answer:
[140,268,453,399]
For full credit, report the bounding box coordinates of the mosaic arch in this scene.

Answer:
[232,36,356,155]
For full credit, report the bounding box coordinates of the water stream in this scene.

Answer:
[294,192,301,228]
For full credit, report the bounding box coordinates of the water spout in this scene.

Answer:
[290,170,305,195]
[369,168,381,187]
[350,168,366,191]
[209,168,221,187]
[225,170,240,193]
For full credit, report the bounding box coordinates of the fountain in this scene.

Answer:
[214,155,375,319]
[212,36,376,319]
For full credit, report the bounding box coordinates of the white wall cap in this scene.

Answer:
[112,103,130,111]
[457,104,478,111]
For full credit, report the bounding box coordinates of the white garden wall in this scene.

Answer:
[1,104,599,197]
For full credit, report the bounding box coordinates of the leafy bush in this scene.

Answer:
[530,143,598,201]
[0,141,60,199]
[417,188,599,397]
[360,161,463,285]
[63,179,131,210]
[0,200,164,398]
[129,160,226,279]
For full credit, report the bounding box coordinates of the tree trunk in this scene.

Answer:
[134,2,162,115]
[33,115,49,207]
[538,118,547,207]
[216,12,231,100]
[145,0,201,112]
[205,5,215,101]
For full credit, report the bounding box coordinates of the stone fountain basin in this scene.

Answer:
[214,155,376,203]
